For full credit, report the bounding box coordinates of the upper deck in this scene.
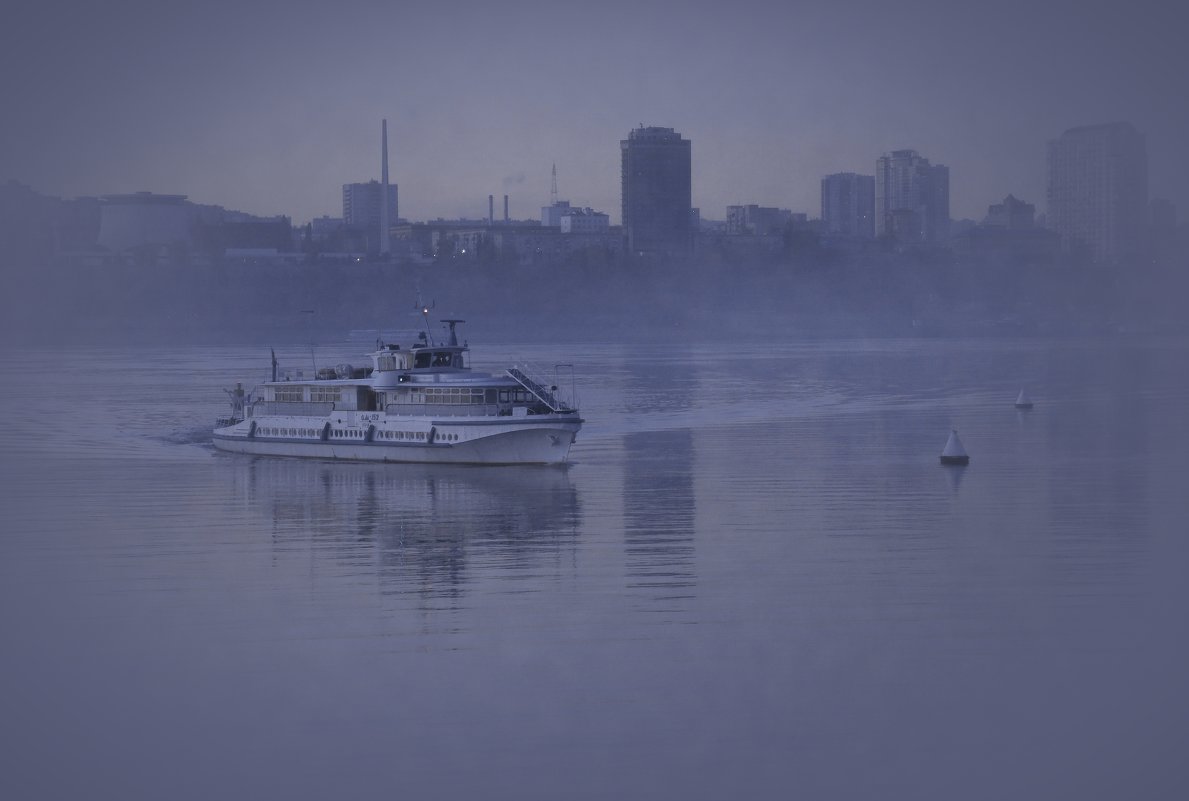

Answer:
[371,317,472,387]
[253,318,577,418]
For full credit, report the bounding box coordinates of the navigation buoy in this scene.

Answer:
[940,429,969,465]
[1014,389,1033,409]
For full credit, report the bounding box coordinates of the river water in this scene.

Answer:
[1,336,1186,799]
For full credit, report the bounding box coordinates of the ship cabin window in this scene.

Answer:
[378,355,397,371]
[274,386,303,403]
[413,350,461,369]
[310,386,340,404]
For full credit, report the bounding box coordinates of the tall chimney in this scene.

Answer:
[380,119,390,256]
[488,194,494,225]
[503,194,509,222]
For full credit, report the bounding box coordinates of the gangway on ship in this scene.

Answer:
[507,363,578,413]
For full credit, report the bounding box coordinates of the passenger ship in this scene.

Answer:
[213,318,582,464]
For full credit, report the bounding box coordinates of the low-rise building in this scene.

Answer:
[726,205,793,236]
[560,208,609,234]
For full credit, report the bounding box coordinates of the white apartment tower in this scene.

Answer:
[821,173,875,238]
[342,181,398,243]
[875,150,949,244]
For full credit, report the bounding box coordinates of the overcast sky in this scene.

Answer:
[2,0,1185,225]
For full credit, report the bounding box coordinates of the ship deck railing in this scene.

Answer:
[384,403,574,418]
[251,401,336,417]
[385,403,502,417]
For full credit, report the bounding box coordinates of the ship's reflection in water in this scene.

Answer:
[229,457,581,601]
[622,429,697,607]
[617,350,700,609]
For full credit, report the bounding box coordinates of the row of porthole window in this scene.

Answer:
[261,427,316,437]
[258,427,460,443]
[375,431,460,442]
[375,430,424,441]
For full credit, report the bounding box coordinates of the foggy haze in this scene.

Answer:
[2,0,1187,224]
[3,4,1189,798]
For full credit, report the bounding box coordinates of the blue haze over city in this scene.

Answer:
[2,1,1188,799]
[3,0,1188,339]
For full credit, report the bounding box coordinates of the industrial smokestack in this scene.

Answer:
[488,194,494,225]
[503,195,509,222]
[380,119,390,256]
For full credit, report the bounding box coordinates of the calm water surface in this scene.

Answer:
[1,336,1187,799]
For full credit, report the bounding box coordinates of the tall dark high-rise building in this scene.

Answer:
[821,173,875,239]
[620,126,692,257]
[875,149,949,244]
[1046,122,1148,264]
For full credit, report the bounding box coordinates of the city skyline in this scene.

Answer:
[2,1,1186,227]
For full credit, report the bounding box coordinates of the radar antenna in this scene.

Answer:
[440,319,466,347]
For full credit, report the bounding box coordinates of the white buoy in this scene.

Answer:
[1014,389,1033,409]
[940,429,970,465]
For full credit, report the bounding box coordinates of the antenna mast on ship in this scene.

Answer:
[416,296,436,346]
[301,309,317,373]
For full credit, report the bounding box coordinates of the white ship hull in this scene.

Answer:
[213,414,581,465]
